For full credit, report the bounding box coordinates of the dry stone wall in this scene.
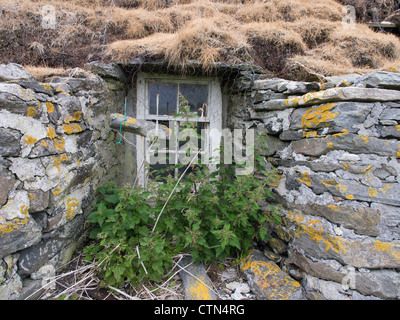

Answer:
[0,63,125,299]
[230,71,400,300]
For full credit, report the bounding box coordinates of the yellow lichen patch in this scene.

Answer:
[66,197,79,220]
[52,186,62,197]
[301,222,347,254]
[55,85,69,95]
[297,171,311,186]
[54,138,65,151]
[24,135,38,145]
[301,103,338,129]
[46,102,54,113]
[368,187,378,198]
[52,153,69,173]
[40,82,52,90]
[126,117,136,125]
[287,211,348,254]
[397,145,400,158]
[187,275,213,300]
[361,165,372,174]
[321,178,347,194]
[345,194,354,200]
[380,184,393,195]
[47,127,56,140]
[327,204,338,211]
[327,142,333,148]
[0,205,29,235]
[74,111,83,121]
[359,135,369,144]
[241,252,300,300]
[321,178,336,188]
[27,106,37,117]
[41,140,47,147]
[63,123,83,134]
[285,96,300,106]
[374,240,400,260]
[332,129,349,137]
[303,131,318,138]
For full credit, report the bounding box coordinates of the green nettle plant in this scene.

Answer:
[84,127,279,287]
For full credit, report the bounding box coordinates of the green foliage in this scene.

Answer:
[84,140,279,287]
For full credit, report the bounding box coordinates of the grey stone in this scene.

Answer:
[0,218,42,259]
[286,209,400,269]
[178,255,218,300]
[371,203,400,241]
[381,125,400,138]
[308,172,400,206]
[253,90,287,103]
[19,278,45,300]
[290,102,375,131]
[0,274,23,300]
[31,211,47,230]
[253,99,289,111]
[0,63,34,82]
[354,71,400,89]
[0,170,16,206]
[324,74,361,87]
[291,133,400,157]
[84,61,127,83]
[240,249,304,300]
[290,249,400,299]
[279,130,304,141]
[285,87,400,108]
[380,107,400,121]
[0,83,41,118]
[110,113,172,138]
[0,128,21,157]
[28,190,49,213]
[256,133,289,156]
[253,79,286,91]
[17,238,71,276]
[18,81,54,96]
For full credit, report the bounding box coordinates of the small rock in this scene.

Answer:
[178,256,218,300]
[221,267,237,282]
[0,63,34,82]
[240,249,304,300]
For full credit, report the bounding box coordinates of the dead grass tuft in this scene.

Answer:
[2,0,400,79]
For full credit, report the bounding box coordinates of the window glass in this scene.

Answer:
[179,84,208,117]
[149,83,177,115]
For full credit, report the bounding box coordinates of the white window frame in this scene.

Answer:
[136,72,222,186]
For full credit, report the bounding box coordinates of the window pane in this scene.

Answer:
[179,84,208,117]
[149,83,177,115]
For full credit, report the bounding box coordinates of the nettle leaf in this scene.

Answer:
[259,228,269,241]
[112,265,126,284]
[138,225,150,236]
[104,194,120,204]
[164,217,175,230]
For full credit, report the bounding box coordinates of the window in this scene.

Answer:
[136,73,222,186]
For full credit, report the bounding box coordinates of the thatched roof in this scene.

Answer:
[2,0,400,80]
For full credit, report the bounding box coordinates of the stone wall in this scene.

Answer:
[230,71,400,299]
[2,61,400,300]
[0,63,126,299]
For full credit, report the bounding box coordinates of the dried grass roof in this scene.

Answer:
[1,0,400,80]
